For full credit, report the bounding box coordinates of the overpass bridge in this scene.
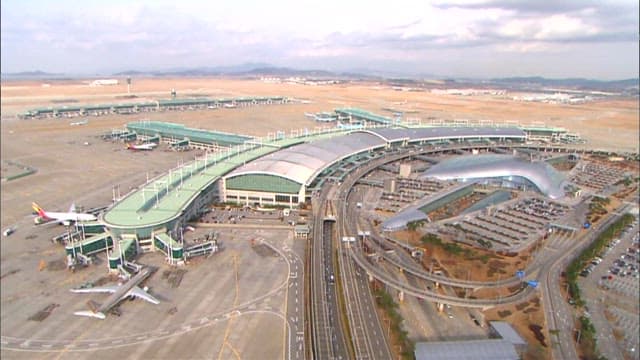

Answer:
[334,145,538,309]
[364,232,523,290]
[347,244,537,309]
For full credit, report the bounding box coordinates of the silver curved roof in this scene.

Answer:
[382,182,473,231]
[421,154,566,199]
[381,209,429,231]
[227,127,527,187]
[364,127,526,142]
[226,132,386,185]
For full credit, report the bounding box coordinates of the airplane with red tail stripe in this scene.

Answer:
[32,202,97,226]
[126,142,157,151]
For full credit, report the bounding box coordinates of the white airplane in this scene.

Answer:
[32,202,97,226]
[126,142,157,151]
[70,119,88,126]
[71,268,159,319]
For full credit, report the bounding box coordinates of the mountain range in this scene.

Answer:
[2,64,637,93]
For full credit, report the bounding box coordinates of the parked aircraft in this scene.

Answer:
[71,268,159,319]
[32,202,97,226]
[126,142,157,151]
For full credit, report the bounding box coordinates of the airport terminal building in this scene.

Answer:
[94,121,552,266]
[222,127,527,207]
[102,125,529,240]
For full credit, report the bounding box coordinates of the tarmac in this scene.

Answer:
[1,201,301,359]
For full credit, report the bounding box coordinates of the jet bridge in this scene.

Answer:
[74,221,105,235]
[65,232,113,257]
[184,241,218,259]
[153,232,184,265]
[108,237,138,270]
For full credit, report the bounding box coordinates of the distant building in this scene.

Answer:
[90,79,119,86]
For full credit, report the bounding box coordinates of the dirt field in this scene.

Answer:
[1,76,636,263]
[484,297,550,360]
[1,75,636,273]
[0,78,637,359]
[2,78,638,147]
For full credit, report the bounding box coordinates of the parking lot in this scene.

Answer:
[441,195,571,252]
[569,159,631,193]
[579,219,639,359]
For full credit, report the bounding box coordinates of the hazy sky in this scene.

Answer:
[2,0,638,79]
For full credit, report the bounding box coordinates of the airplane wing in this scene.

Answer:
[70,285,120,294]
[127,286,160,304]
[34,218,59,226]
[73,310,106,320]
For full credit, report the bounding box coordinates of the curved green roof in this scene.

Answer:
[102,128,350,229]
[226,173,301,194]
[127,121,252,147]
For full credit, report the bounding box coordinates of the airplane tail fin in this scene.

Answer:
[32,202,47,218]
[69,203,77,213]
